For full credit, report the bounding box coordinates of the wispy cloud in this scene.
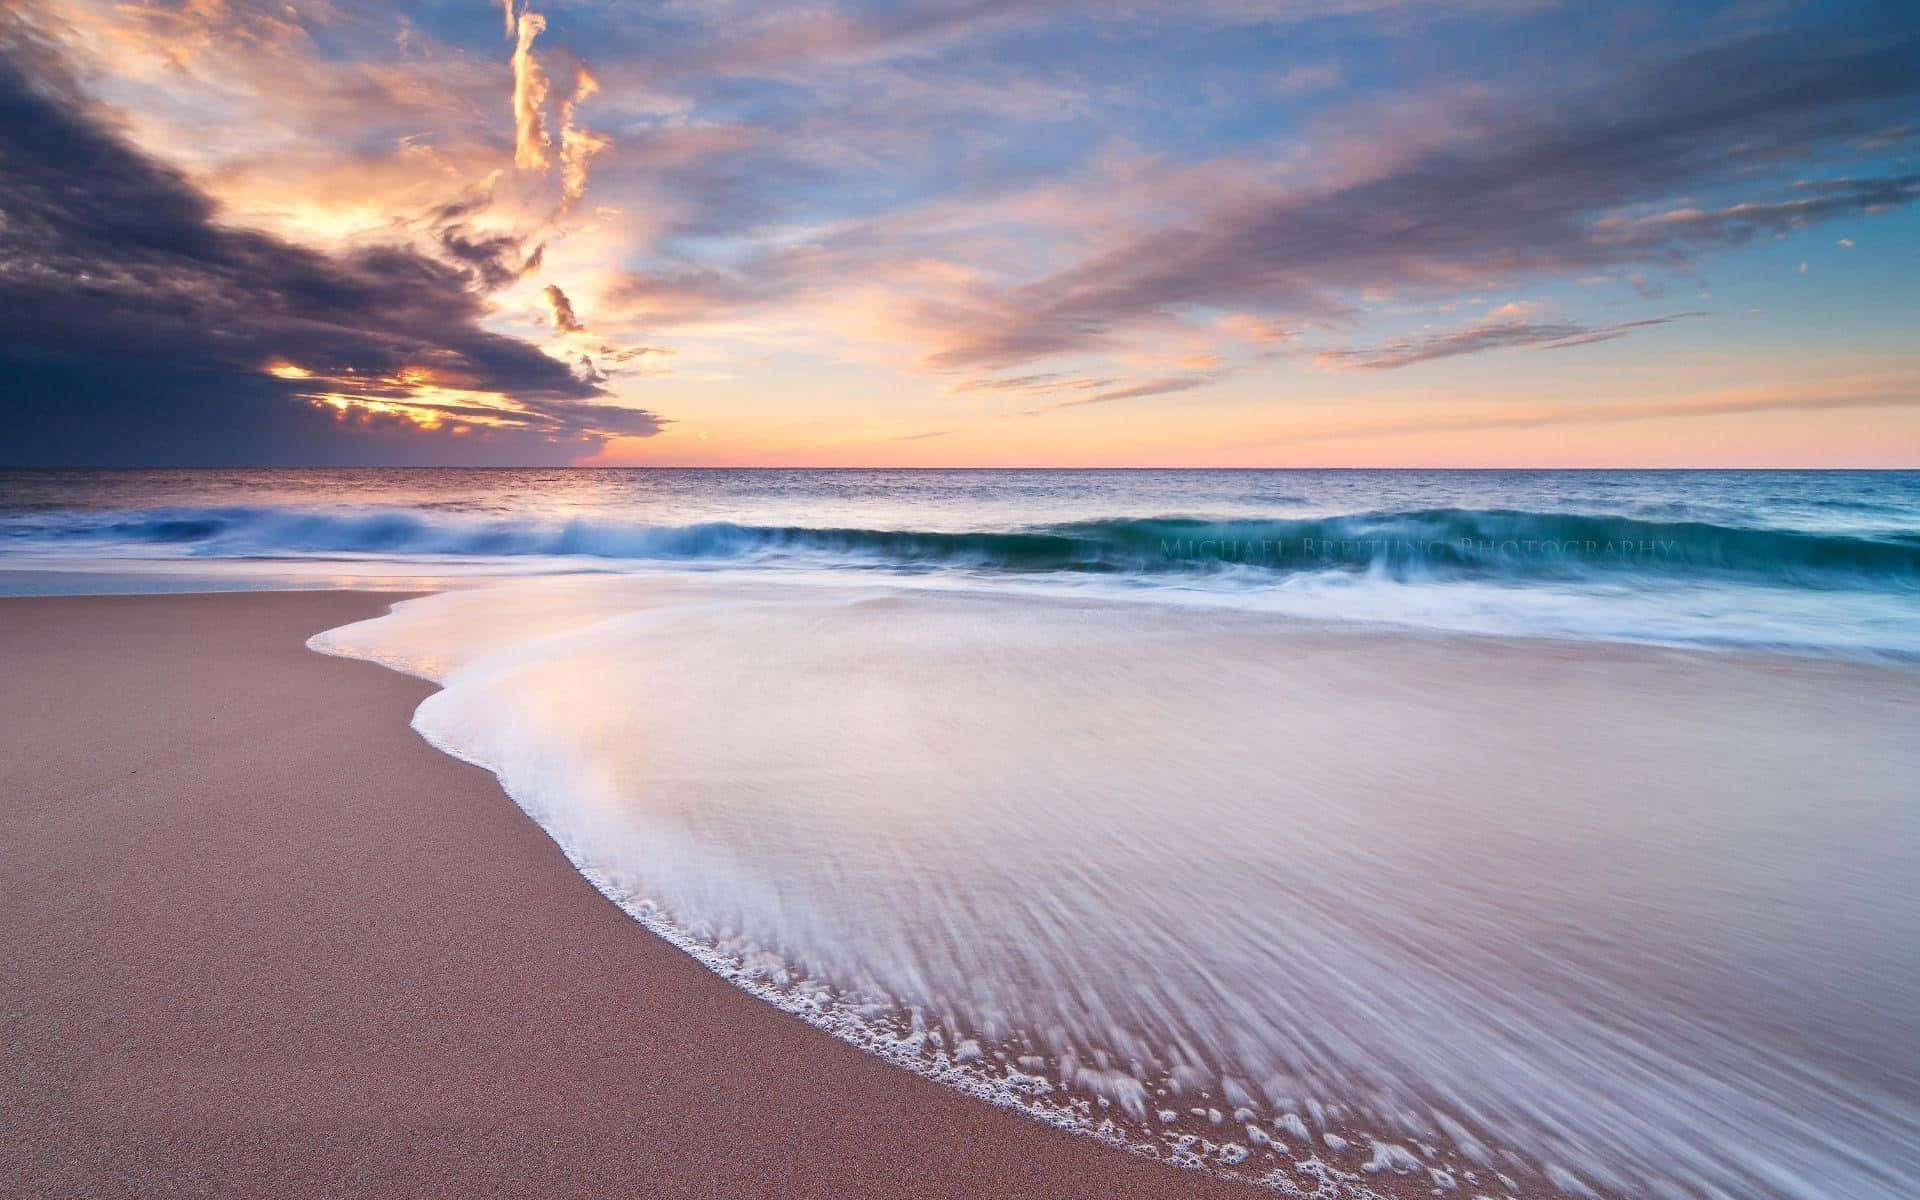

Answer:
[1024,374,1218,415]
[1316,314,1704,370]
[1271,377,1920,446]
[1595,176,1920,252]
[511,11,552,171]
[557,62,610,212]
[918,34,1919,370]
[950,373,1118,396]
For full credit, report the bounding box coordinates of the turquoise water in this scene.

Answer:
[3,468,1918,654]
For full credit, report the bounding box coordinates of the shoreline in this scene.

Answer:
[0,591,1326,1198]
[311,575,1920,1200]
[6,589,1917,1197]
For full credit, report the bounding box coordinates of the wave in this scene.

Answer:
[5,504,1919,587]
[311,576,1920,1199]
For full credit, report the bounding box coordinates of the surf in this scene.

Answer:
[312,574,1920,1200]
[9,503,1920,579]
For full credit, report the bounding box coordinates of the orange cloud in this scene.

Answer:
[511,11,551,171]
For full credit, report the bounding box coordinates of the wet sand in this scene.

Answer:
[0,591,1309,1198]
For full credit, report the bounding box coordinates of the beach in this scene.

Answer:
[7,0,1918,1183]
[3,466,1917,1200]
[0,591,1278,1199]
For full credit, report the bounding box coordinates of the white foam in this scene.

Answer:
[313,571,1920,1199]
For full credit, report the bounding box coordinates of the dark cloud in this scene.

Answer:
[544,283,585,332]
[437,224,537,292]
[0,42,661,466]
[0,353,598,468]
[1318,314,1704,371]
[925,32,1920,369]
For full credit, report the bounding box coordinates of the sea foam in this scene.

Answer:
[312,573,1920,1199]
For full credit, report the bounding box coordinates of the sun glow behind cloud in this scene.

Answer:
[111,0,654,448]
[303,381,523,437]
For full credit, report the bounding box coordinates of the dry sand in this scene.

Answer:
[0,591,1296,1198]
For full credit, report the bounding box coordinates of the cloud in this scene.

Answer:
[1627,272,1666,299]
[12,0,1919,465]
[1270,376,1920,447]
[1595,176,1920,253]
[950,372,1118,395]
[0,44,661,465]
[511,11,552,172]
[1218,313,1296,344]
[1316,314,1704,370]
[437,224,537,291]
[1024,373,1217,414]
[500,7,612,215]
[919,33,1920,370]
[615,22,1911,396]
[605,262,802,326]
[557,61,610,211]
[544,283,585,332]
[594,0,1495,83]
[945,368,1219,412]
[595,344,673,364]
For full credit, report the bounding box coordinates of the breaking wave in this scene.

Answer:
[8,504,1919,585]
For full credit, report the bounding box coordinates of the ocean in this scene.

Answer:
[4,468,1918,1199]
[3,467,1918,655]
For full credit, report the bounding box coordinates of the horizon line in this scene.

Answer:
[5,463,1918,472]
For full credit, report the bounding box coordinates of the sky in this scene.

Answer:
[0,0,1916,467]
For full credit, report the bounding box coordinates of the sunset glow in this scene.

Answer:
[4,10,1920,1196]
[2,1,1915,466]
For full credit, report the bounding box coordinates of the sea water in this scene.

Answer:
[4,468,1918,1198]
[1,468,1917,655]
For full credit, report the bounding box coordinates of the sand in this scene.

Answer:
[0,591,1293,1198]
